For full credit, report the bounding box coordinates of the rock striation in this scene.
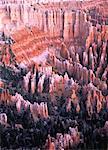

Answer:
[0,0,108,149]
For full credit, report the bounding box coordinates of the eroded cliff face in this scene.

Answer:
[0,1,108,149]
[0,0,108,66]
[0,4,88,40]
[0,0,107,39]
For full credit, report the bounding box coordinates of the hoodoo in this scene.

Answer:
[0,0,108,149]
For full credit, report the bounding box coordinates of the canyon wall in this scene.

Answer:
[0,0,78,5]
[0,5,89,41]
[0,0,107,40]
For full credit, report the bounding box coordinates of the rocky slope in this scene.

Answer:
[0,0,108,149]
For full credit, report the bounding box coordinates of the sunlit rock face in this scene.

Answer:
[0,0,108,149]
[0,0,107,75]
[0,7,10,34]
[0,1,87,37]
[0,0,107,39]
[0,1,92,65]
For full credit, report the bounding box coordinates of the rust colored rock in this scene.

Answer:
[89,69,95,83]
[60,42,69,59]
[74,11,80,38]
[30,102,49,121]
[0,80,4,88]
[0,89,11,104]
[0,1,108,149]
[63,10,74,40]
[83,67,89,84]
